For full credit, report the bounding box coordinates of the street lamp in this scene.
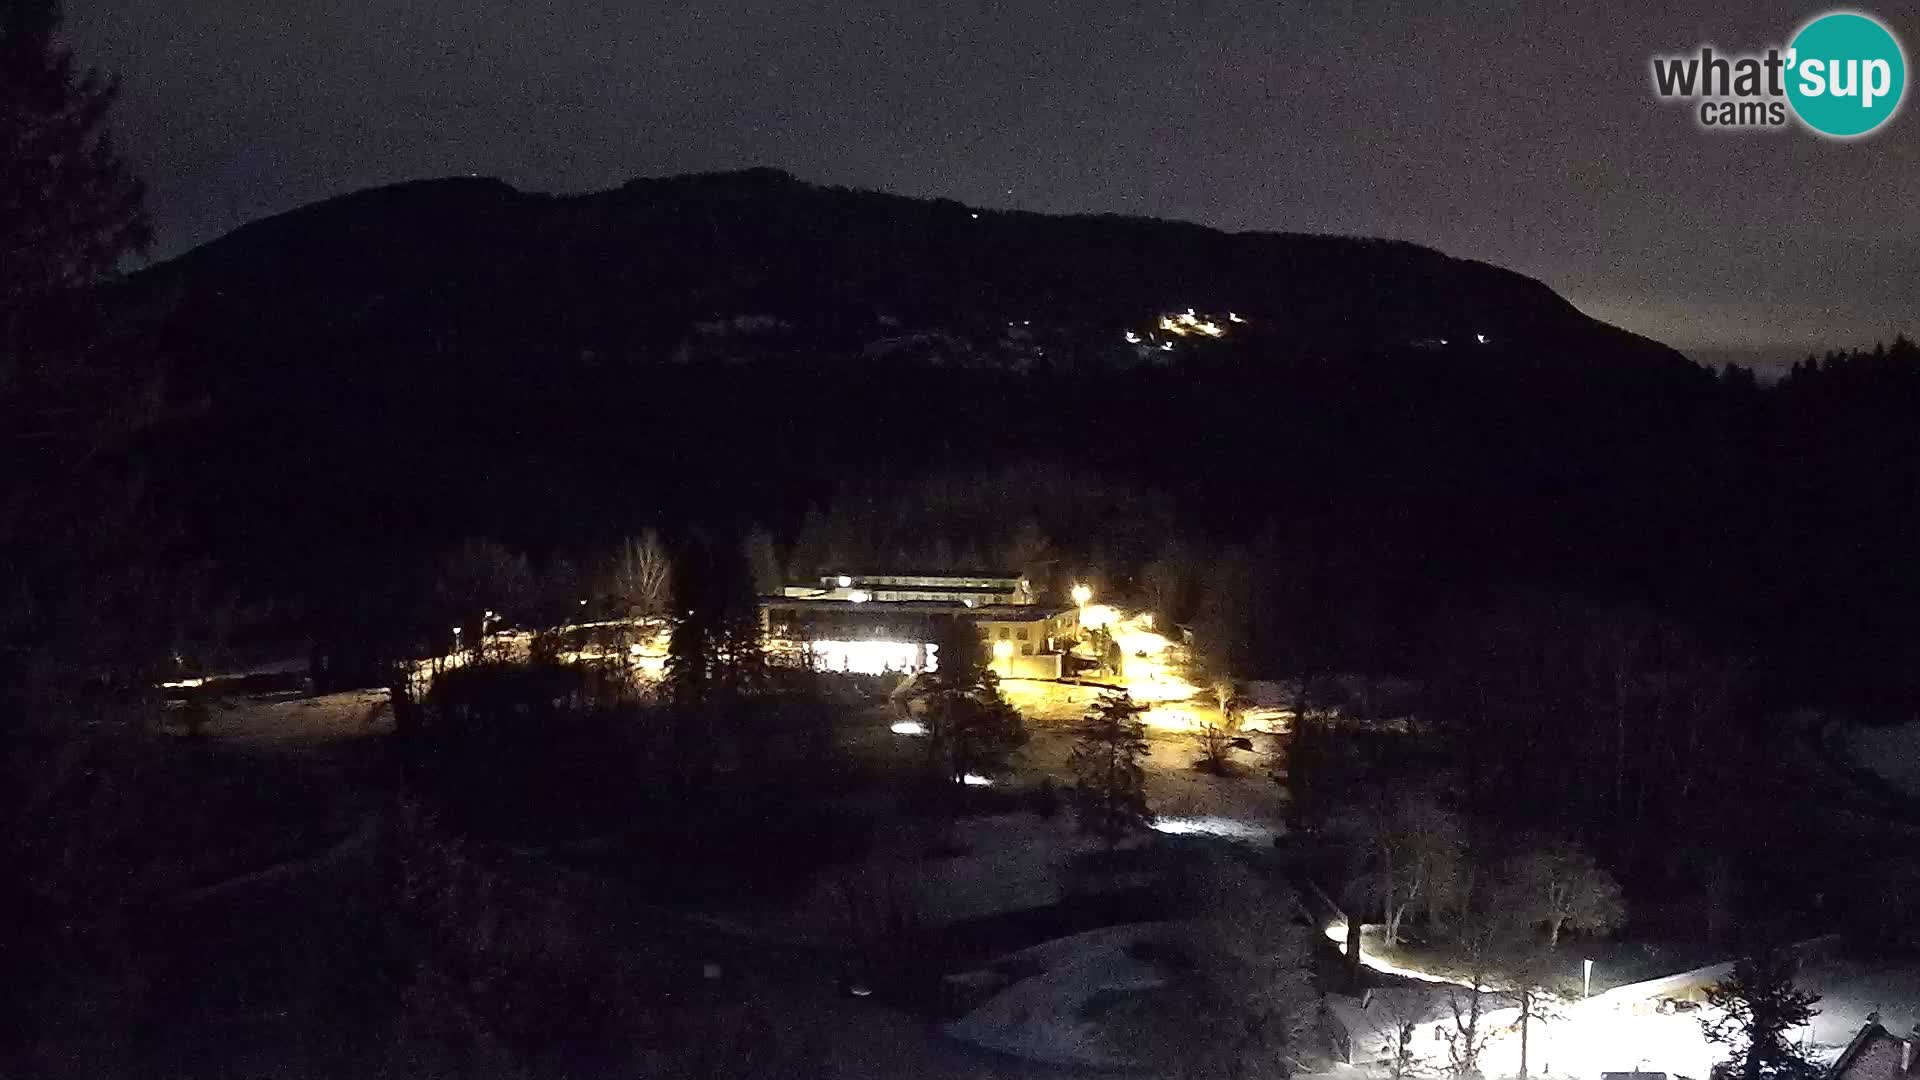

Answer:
[1071,583,1092,607]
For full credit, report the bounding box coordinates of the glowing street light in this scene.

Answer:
[1071,583,1092,607]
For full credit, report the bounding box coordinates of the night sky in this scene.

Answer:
[67,0,1920,373]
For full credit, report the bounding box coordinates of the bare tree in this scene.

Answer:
[1348,795,1467,949]
[1193,716,1242,775]
[1368,991,1437,1079]
[1210,675,1235,721]
[1436,868,1530,1078]
[604,529,672,617]
[1504,841,1625,949]
[1500,932,1569,1080]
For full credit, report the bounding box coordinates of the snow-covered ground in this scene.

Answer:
[753,811,1107,938]
[167,687,393,748]
[1323,923,1920,1078]
[943,922,1169,1068]
[783,668,1284,937]
[1012,696,1288,843]
[1848,719,1920,797]
[1800,959,1920,1050]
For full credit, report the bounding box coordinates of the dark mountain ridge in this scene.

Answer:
[127,167,1687,403]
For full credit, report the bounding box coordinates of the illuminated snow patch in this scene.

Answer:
[1078,603,1118,630]
[1150,817,1274,843]
[1142,704,1205,731]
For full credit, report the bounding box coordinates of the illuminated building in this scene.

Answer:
[762,570,1075,677]
[779,571,1034,607]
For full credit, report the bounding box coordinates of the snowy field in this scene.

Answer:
[1848,719,1920,797]
[166,686,393,748]
[756,811,1110,938]
[944,922,1170,1068]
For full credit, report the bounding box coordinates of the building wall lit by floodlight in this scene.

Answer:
[762,568,1077,679]
[806,639,934,675]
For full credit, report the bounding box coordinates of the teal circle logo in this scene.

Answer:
[1786,11,1907,137]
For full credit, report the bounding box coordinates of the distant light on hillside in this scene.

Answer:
[1130,308,1236,354]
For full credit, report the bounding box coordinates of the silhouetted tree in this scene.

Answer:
[1701,951,1821,1080]
[2,0,161,680]
[664,532,767,706]
[1066,690,1153,847]
[914,617,1026,790]
[1,0,149,318]
[1276,699,1348,834]
[0,6,161,1070]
